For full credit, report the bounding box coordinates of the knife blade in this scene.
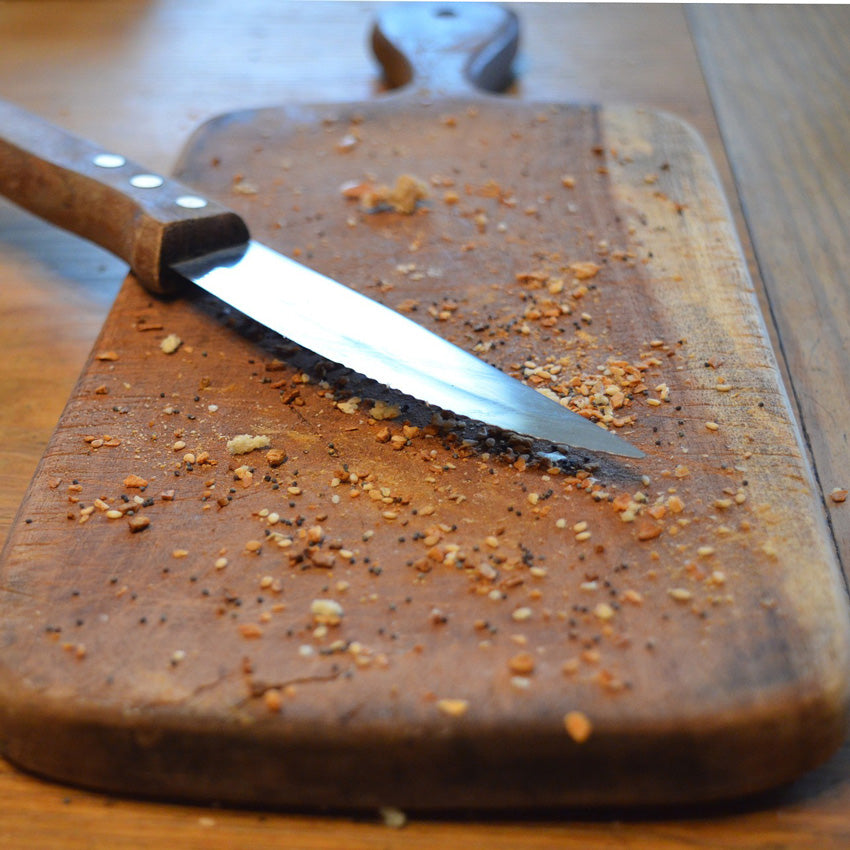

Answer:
[0,99,642,458]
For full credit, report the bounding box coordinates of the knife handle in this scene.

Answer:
[0,98,249,294]
[371,1,519,96]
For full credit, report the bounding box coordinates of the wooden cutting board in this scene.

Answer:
[1,3,848,809]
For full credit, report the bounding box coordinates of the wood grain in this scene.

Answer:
[689,3,850,579]
[0,0,849,846]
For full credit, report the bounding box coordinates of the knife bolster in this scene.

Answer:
[130,207,250,295]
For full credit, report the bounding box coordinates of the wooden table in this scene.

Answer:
[1,2,848,846]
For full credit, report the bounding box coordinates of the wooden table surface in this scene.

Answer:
[1,2,848,846]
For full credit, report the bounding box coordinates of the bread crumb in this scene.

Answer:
[238,623,263,639]
[570,261,601,280]
[232,178,258,195]
[266,447,287,467]
[508,651,536,675]
[160,333,182,354]
[564,710,593,743]
[226,434,271,455]
[336,397,361,415]
[370,400,401,421]
[310,598,344,626]
[356,174,429,214]
[436,698,469,717]
[128,515,150,533]
[379,806,407,829]
[264,688,283,712]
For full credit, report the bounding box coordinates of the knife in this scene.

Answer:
[0,99,642,458]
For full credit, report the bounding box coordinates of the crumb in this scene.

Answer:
[436,698,469,717]
[358,174,429,214]
[266,447,287,467]
[570,261,601,280]
[370,400,401,421]
[232,177,258,195]
[564,710,593,743]
[226,434,271,455]
[310,598,343,626]
[336,133,359,153]
[508,652,536,675]
[379,806,407,829]
[238,623,263,638]
[160,333,182,354]
[128,515,150,533]
[264,688,283,712]
[336,398,360,415]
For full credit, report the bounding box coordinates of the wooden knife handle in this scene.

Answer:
[371,1,519,96]
[0,98,249,294]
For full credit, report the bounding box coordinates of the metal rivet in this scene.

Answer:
[130,173,164,189]
[176,195,208,209]
[93,153,126,169]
